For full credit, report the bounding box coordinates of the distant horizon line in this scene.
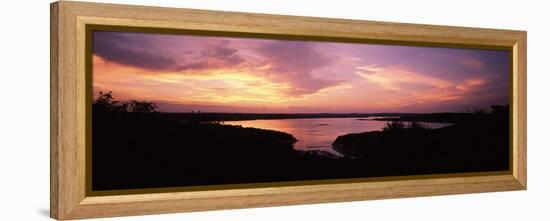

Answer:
[156,110,502,115]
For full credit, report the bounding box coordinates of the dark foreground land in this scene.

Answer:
[92,94,510,191]
[333,107,510,175]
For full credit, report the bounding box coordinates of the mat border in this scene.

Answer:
[51,1,527,219]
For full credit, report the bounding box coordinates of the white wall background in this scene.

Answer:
[0,0,548,220]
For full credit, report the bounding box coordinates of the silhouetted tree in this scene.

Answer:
[127,100,158,113]
[93,91,159,113]
[490,105,508,115]
[407,121,428,130]
[383,121,429,132]
[383,121,405,132]
[465,107,487,115]
[93,91,128,113]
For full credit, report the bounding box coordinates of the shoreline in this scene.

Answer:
[159,112,422,122]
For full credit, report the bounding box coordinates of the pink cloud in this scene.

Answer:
[354,65,490,111]
[255,41,342,96]
[93,32,245,72]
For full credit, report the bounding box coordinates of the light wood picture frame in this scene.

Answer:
[50,1,527,220]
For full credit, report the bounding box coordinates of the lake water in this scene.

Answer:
[225,117,451,157]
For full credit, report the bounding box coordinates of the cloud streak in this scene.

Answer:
[93,32,177,70]
[354,64,495,112]
[256,41,342,96]
[93,32,245,72]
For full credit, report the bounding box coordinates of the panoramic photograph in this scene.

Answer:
[90,30,511,191]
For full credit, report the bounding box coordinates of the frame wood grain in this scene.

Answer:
[50,1,527,219]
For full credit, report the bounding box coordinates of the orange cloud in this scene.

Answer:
[93,55,346,110]
[456,79,485,91]
[354,65,487,110]
[355,65,453,91]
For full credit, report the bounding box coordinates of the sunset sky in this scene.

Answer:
[92,31,510,113]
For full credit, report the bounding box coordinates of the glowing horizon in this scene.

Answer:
[92,31,510,113]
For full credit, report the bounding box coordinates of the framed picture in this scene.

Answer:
[50,1,527,219]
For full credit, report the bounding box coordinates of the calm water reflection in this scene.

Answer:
[225,117,451,156]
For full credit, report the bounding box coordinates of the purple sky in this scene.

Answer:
[92,31,510,113]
